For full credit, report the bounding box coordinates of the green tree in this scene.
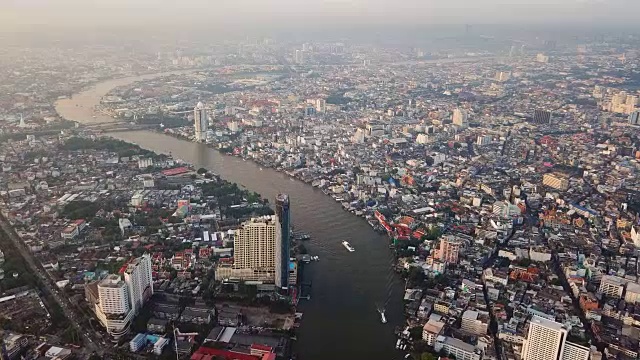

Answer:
[197,167,208,174]
[409,326,423,340]
[421,353,437,360]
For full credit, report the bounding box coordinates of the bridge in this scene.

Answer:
[81,122,160,133]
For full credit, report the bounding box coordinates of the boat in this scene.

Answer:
[342,241,355,252]
[378,308,387,324]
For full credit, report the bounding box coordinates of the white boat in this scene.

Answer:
[342,241,355,252]
[379,309,387,324]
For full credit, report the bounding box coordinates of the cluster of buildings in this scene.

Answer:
[2,29,640,360]
[0,133,298,359]
[87,37,640,360]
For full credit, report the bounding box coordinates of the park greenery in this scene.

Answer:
[61,136,159,158]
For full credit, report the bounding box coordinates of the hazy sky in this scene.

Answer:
[1,0,638,31]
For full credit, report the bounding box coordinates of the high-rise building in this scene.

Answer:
[598,275,625,298]
[315,98,327,113]
[533,109,552,124]
[521,316,590,360]
[295,50,305,64]
[124,254,154,312]
[194,102,208,141]
[275,194,291,289]
[521,316,566,360]
[88,254,153,338]
[436,236,462,264]
[561,342,590,360]
[233,217,277,271]
[495,71,511,82]
[629,110,640,125]
[214,216,278,283]
[452,108,468,127]
[536,53,549,63]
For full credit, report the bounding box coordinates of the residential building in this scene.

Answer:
[629,110,640,125]
[434,336,482,360]
[624,281,640,304]
[422,316,445,346]
[562,342,590,360]
[435,236,462,264]
[87,254,153,338]
[599,275,625,299]
[461,309,489,335]
[543,173,569,191]
[215,216,277,283]
[521,316,567,360]
[521,316,589,360]
[533,109,552,124]
[453,108,468,127]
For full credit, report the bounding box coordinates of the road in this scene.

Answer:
[0,215,101,354]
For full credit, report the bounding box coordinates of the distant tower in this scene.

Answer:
[465,24,472,36]
[509,45,516,57]
[452,108,468,127]
[295,50,305,64]
[193,102,208,141]
[275,194,291,290]
[18,114,25,128]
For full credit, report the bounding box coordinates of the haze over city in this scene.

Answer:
[2,0,640,32]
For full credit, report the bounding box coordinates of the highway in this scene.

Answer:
[0,215,101,354]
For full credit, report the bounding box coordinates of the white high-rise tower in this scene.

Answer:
[194,102,208,141]
[521,316,590,360]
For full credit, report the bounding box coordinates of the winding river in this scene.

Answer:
[56,74,404,360]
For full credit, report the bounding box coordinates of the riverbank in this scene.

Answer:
[158,129,392,234]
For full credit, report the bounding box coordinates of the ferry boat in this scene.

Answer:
[379,308,387,324]
[342,241,355,252]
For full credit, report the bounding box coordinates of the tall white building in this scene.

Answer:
[522,316,566,360]
[98,274,131,316]
[521,316,590,360]
[194,102,208,141]
[88,254,153,338]
[453,108,468,127]
[562,342,590,360]
[124,254,154,312]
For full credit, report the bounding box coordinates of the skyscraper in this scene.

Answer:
[88,254,153,338]
[275,194,291,289]
[233,217,277,272]
[194,102,208,141]
[452,108,468,127]
[629,110,640,125]
[124,254,154,312]
[522,316,567,360]
[521,316,590,360]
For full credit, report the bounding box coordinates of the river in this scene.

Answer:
[56,74,404,360]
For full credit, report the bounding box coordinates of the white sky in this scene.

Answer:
[1,0,636,30]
